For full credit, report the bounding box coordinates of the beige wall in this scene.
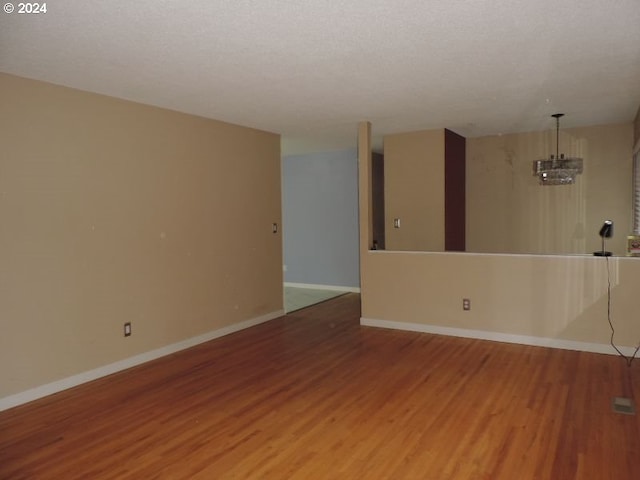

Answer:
[0,74,283,398]
[635,105,640,150]
[467,123,633,255]
[384,129,445,251]
[361,251,640,347]
[359,122,640,352]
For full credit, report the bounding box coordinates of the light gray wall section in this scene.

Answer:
[282,149,360,288]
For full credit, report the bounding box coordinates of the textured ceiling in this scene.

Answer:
[1,0,639,154]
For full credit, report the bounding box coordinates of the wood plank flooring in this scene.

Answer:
[1,293,639,479]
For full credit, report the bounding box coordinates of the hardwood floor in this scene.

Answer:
[1,293,639,479]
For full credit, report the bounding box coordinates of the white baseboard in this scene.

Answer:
[284,282,360,293]
[360,317,637,357]
[0,309,284,412]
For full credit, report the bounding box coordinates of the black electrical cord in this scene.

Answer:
[605,256,640,367]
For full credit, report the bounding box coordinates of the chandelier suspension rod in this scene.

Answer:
[552,113,564,160]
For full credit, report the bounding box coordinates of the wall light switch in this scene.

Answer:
[393,218,401,228]
[272,223,278,233]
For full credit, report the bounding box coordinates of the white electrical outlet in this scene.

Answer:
[462,298,471,311]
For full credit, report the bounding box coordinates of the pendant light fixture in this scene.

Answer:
[533,113,583,185]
